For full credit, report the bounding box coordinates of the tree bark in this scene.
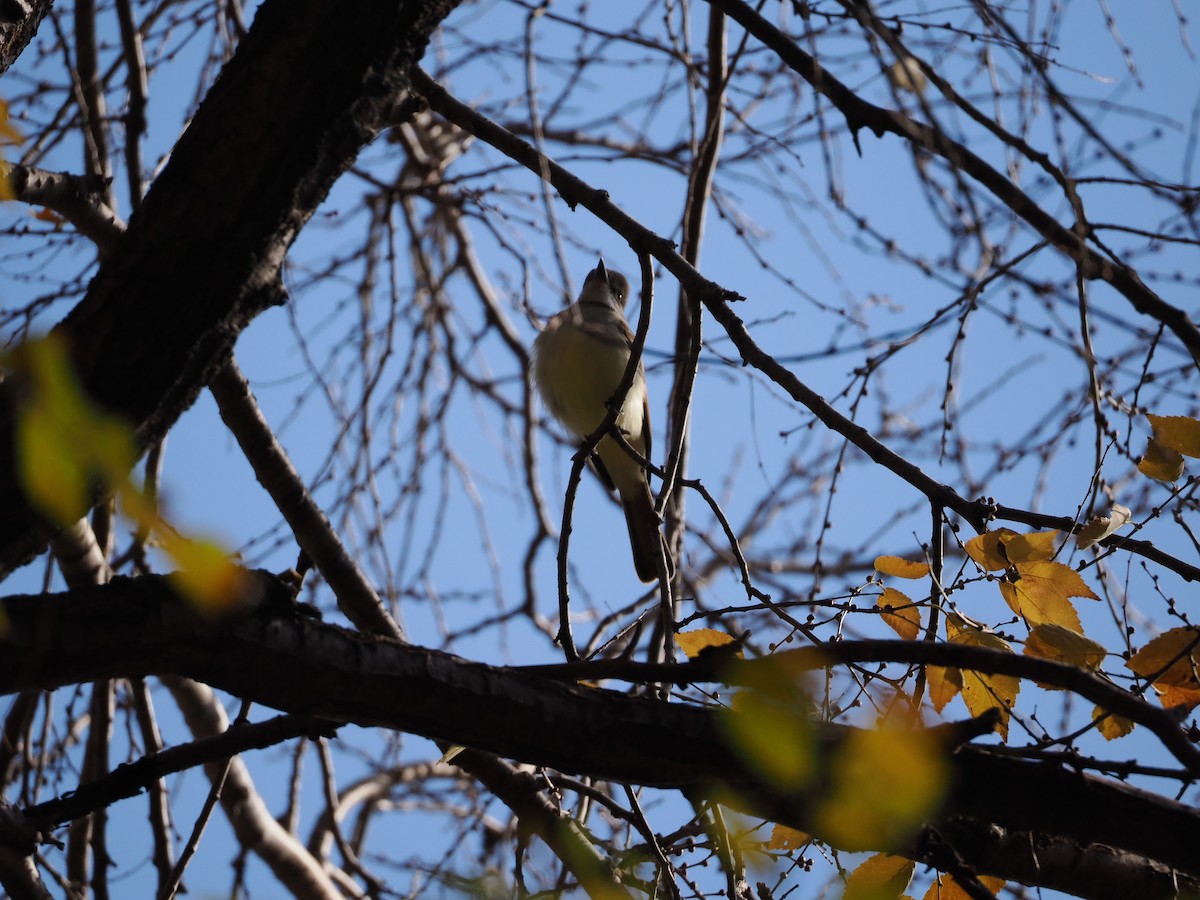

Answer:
[1,576,1196,900]
[0,0,461,577]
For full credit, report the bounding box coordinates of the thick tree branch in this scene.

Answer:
[1,576,1198,899]
[0,0,461,578]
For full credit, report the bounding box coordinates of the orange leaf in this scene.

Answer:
[922,874,1005,899]
[1147,413,1200,458]
[1023,623,1105,670]
[1138,436,1185,482]
[964,529,1016,571]
[1092,706,1135,741]
[949,627,1018,739]
[999,530,1058,563]
[875,556,930,579]
[844,854,915,900]
[675,628,743,661]
[1127,627,1200,710]
[766,824,809,851]
[925,665,962,714]
[878,587,920,640]
[998,560,1097,631]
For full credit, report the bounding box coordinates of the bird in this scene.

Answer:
[532,259,672,583]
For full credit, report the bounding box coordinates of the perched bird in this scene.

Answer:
[533,260,671,582]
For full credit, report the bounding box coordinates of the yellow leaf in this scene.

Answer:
[676,628,741,660]
[1138,436,1185,482]
[1092,706,1135,741]
[1075,504,1131,549]
[925,665,961,714]
[163,534,250,614]
[998,530,1058,563]
[921,874,1005,899]
[1147,413,1200,458]
[1023,623,1106,670]
[0,98,20,146]
[998,560,1097,631]
[767,824,809,851]
[878,587,920,640]
[1127,627,1200,710]
[964,529,1016,571]
[874,556,930,579]
[11,336,137,524]
[949,628,1018,739]
[721,661,816,787]
[16,401,91,523]
[816,726,947,851]
[843,853,916,900]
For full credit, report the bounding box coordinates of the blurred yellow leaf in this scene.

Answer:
[998,560,1097,631]
[843,853,915,900]
[16,401,91,523]
[1138,436,1185,482]
[767,824,809,851]
[878,587,920,640]
[1127,627,1200,710]
[1147,413,1200,458]
[1024,623,1106,672]
[721,661,815,787]
[925,664,961,714]
[999,530,1058,563]
[875,556,930,579]
[1075,504,1131,549]
[163,534,250,614]
[12,336,137,525]
[816,725,947,851]
[676,628,741,660]
[1092,706,1135,741]
[0,98,19,146]
[949,627,1018,740]
[921,873,1004,899]
[0,99,19,202]
[964,529,1016,571]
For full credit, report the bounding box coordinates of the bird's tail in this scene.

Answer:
[622,484,674,583]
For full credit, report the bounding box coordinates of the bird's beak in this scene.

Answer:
[595,258,607,280]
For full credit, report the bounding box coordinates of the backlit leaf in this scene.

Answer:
[999,530,1058,563]
[878,587,920,640]
[1024,623,1106,671]
[676,628,741,660]
[998,561,1097,631]
[875,556,930,579]
[921,874,1005,899]
[964,529,1016,571]
[843,854,915,900]
[949,627,1018,739]
[1138,436,1185,482]
[925,665,961,714]
[163,534,250,614]
[1147,413,1200,458]
[1127,627,1200,710]
[1092,706,1135,741]
[816,725,947,851]
[721,660,816,787]
[767,824,809,851]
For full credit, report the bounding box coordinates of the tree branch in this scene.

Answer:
[1,576,1198,898]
